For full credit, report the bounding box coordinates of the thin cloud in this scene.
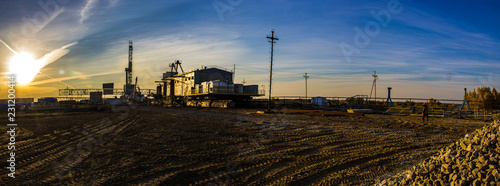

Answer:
[0,39,17,54]
[36,7,65,34]
[80,0,119,24]
[29,70,122,86]
[40,41,78,67]
[80,0,99,24]
[39,73,76,89]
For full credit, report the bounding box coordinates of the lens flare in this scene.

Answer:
[9,52,44,85]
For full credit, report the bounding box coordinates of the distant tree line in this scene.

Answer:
[466,86,500,110]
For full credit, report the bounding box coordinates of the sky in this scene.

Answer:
[0,0,499,100]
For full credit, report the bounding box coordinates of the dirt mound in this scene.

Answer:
[381,120,500,185]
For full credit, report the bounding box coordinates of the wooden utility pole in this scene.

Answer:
[266,29,279,112]
[303,73,309,100]
[369,71,378,103]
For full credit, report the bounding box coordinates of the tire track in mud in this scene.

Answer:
[53,112,142,185]
[2,108,486,185]
[68,110,235,185]
[193,115,394,185]
[231,125,427,185]
[307,145,420,185]
[11,121,104,176]
[7,111,139,185]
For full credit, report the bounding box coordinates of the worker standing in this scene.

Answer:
[423,103,429,123]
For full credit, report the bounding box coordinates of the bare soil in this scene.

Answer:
[0,106,488,185]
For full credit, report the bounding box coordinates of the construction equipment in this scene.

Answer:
[173,60,184,73]
[155,63,262,107]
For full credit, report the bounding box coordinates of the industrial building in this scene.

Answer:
[156,61,263,107]
[58,40,155,105]
[50,41,263,108]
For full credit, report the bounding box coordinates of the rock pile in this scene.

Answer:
[381,120,500,186]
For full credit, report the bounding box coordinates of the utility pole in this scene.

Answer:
[266,29,278,112]
[303,73,309,100]
[369,71,378,104]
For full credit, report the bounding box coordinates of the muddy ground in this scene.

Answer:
[0,106,489,185]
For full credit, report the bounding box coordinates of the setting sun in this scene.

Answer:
[9,52,44,85]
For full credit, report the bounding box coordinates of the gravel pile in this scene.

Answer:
[380,120,500,186]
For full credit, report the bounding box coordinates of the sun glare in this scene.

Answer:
[9,52,44,85]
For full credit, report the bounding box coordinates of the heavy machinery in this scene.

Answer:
[155,62,263,107]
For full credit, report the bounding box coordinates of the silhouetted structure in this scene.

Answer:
[369,71,378,102]
[124,40,134,96]
[386,87,393,106]
[266,29,279,112]
[460,88,471,112]
[303,73,309,100]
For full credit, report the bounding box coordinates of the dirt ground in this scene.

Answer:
[0,106,489,185]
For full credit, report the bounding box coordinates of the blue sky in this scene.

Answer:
[0,0,499,100]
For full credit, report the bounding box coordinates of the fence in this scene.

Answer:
[386,107,445,118]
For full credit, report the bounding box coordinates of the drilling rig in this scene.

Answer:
[124,40,134,97]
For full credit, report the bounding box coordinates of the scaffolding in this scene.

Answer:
[59,88,155,96]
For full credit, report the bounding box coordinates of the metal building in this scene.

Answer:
[156,65,262,105]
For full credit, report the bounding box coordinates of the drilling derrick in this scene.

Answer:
[125,40,133,96]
